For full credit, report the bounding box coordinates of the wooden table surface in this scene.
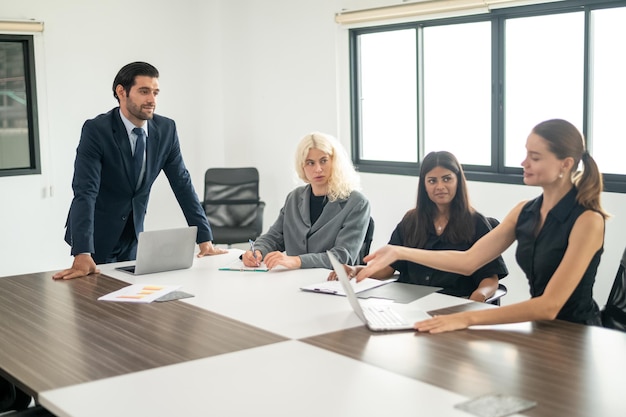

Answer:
[2,265,626,417]
[302,304,626,417]
[0,272,286,398]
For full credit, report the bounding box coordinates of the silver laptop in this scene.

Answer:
[327,251,431,331]
[116,226,197,275]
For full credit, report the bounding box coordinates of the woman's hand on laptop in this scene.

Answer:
[414,312,471,334]
[52,254,100,280]
[197,241,228,257]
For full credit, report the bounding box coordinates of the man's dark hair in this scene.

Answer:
[112,62,159,102]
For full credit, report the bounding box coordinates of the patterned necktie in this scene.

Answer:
[132,127,145,187]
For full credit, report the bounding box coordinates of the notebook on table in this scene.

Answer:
[116,226,197,275]
[357,281,441,304]
[327,251,431,331]
[300,277,395,295]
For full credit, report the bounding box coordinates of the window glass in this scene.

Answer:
[504,12,584,168]
[588,7,626,175]
[358,29,417,162]
[0,36,38,175]
[349,1,626,192]
[423,21,492,165]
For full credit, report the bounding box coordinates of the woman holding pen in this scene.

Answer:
[242,132,370,270]
[357,119,608,332]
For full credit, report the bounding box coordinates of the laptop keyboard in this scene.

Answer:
[364,305,408,327]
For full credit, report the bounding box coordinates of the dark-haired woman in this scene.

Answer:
[331,150,508,303]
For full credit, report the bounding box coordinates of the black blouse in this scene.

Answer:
[389,212,508,298]
[309,189,327,225]
[515,187,603,325]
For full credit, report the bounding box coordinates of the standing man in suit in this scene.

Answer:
[53,62,226,280]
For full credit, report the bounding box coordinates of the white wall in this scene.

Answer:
[219,0,343,225]
[0,0,225,275]
[1,0,624,309]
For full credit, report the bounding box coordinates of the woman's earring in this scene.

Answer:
[558,172,563,179]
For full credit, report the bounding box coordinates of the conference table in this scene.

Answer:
[1,249,625,417]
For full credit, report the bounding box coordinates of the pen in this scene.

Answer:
[249,239,258,266]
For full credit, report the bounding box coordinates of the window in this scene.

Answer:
[588,6,626,176]
[350,0,626,192]
[0,35,40,176]
[358,28,417,163]
[504,12,584,169]
[423,21,491,166]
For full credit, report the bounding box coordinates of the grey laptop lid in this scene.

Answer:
[327,251,370,324]
[117,226,197,275]
[327,251,430,331]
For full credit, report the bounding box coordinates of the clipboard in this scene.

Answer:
[219,259,269,272]
[300,277,396,296]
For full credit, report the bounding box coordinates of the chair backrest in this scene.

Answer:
[486,216,500,229]
[203,167,262,228]
[0,375,32,412]
[484,217,506,305]
[486,283,507,305]
[601,246,626,332]
[358,217,375,265]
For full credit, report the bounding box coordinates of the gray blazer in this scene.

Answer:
[254,185,371,269]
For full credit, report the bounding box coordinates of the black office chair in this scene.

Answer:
[484,216,507,306]
[601,245,626,332]
[486,283,508,306]
[358,217,375,265]
[0,377,31,413]
[2,406,57,416]
[203,167,265,246]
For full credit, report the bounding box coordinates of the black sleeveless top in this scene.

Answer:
[309,189,327,225]
[515,187,603,325]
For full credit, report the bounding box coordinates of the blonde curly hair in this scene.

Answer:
[295,132,361,202]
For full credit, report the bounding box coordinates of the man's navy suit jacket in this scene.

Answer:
[64,107,212,263]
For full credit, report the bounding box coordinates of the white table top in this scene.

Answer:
[38,250,522,417]
[11,248,621,417]
[40,340,518,417]
[99,249,470,339]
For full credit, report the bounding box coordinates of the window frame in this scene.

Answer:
[0,34,41,177]
[349,0,626,193]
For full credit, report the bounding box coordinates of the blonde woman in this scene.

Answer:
[242,132,370,270]
[358,119,608,332]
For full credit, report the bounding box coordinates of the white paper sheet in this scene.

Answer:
[98,284,181,303]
